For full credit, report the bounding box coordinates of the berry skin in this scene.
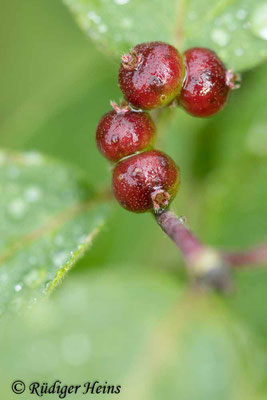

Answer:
[96,103,155,162]
[179,47,239,117]
[118,41,184,110]
[112,150,180,213]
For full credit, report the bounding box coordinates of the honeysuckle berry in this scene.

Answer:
[179,47,240,117]
[96,102,155,162]
[112,150,180,213]
[118,41,184,110]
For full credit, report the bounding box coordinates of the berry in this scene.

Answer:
[96,102,155,162]
[112,150,180,213]
[118,41,184,110]
[179,47,240,117]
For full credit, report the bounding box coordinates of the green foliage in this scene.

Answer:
[64,0,267,70]
[0,272,265,400]
[0,150,110,315]
[0,0,267,398]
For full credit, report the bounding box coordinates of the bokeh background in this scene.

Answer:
[0,0,267,399]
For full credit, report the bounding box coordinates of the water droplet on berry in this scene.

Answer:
[111,135,119,144]
[250,2,267,40]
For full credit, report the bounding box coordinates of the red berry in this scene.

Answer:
[112,150,179,213]
[96,103,155,162]
[118,41,184,110]
[179,47,240,117]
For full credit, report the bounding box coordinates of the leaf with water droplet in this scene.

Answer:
[64,0,267,71]
[0,150,111,315]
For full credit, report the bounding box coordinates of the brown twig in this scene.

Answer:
[156,210,267,292]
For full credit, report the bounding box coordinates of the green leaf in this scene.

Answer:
[0,150,111,315]
[64,0,267,71]
[0,271,264,399]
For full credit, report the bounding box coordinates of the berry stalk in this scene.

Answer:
[156,210,267,292]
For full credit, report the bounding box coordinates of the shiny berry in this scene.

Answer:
[112,150,180,213]
[96,102,155,162]
[179,47,240,117]
[118,41,184,110]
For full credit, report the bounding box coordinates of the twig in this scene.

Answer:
[156,210,267,292]
[223,244,267,268]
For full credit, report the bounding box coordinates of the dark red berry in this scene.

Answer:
[118,41,184,110]
[112,150,179,213]
[96,103,155,162]
[179,47,240,117]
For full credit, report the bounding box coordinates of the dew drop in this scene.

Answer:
[250,2,267,40]
[23,151,43,165]
[236,9,247,20]
[14,283,23,292]
[121,18,133,28]
[8,199,27,219]
[24,186,42,203]
[87,11,101,23]
[24,269,46,288]
[44,280,52,289]
[53,251,69,267]
[98,24,107,33]
[114,0,130,5]
[243,21,251,30]
[178,216,187,225]
[234,48,244,56]
[111,135,119,144]
[211,28,230,47]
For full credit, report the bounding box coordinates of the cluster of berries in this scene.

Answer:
[96,41,239,213]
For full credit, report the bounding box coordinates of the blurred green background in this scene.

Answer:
[0,0,267,399]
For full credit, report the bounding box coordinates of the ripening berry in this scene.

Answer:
[179,47,240,117]
[112,150,180,213]
[118,41,184,110]
[96,103,156,161]
[96,103,155,162]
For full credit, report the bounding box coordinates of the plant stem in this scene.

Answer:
[223,244,267,268]
[156,210,267,292]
